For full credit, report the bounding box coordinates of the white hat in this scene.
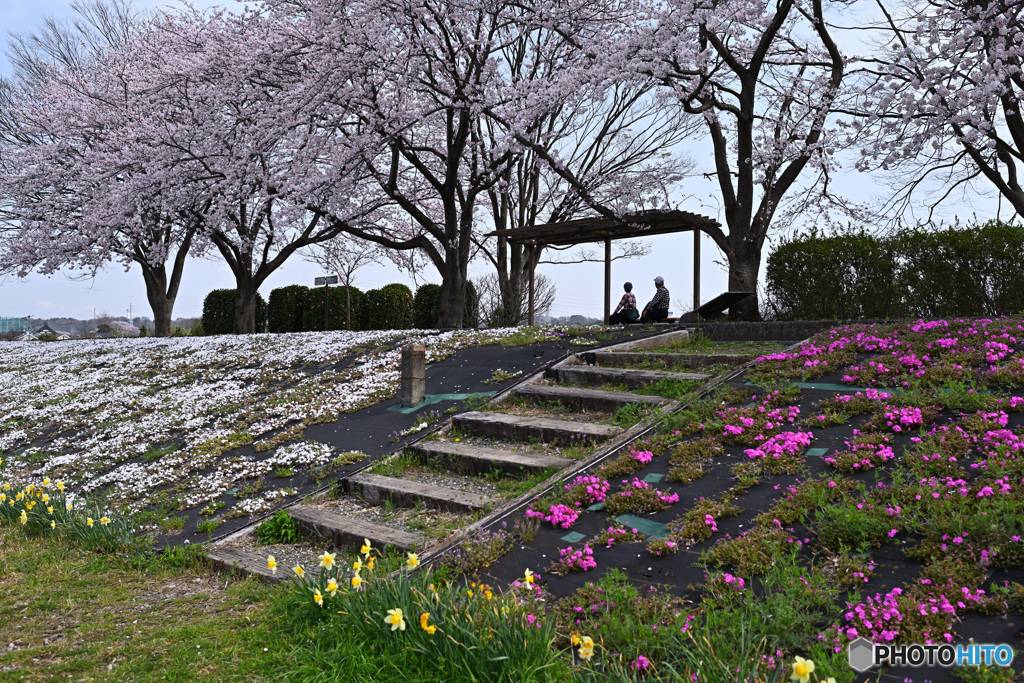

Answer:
[654,276,664,285]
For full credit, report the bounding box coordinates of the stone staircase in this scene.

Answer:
[205,327,747,581]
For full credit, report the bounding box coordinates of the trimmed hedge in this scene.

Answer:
[765,221,1024,320]
[302,286,364,331]
[414,284,443,328]
[267,285,309,333]
[363,283,414,330]
[202,289,267,335]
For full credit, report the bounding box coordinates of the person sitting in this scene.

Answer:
[640,276,670,323]
[609,282,640,324]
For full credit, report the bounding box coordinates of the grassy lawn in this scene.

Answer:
[0,525,299,682]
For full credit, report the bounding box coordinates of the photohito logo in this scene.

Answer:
[848,638,1016,672]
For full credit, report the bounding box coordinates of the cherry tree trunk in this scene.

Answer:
[233,284,259,334]
[727,239,762,321]
[141,268,176,337]
[439,262,467,329]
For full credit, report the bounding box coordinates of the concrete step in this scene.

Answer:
[207,547,285,583]
[513,383,672,413]
[289,505,423,551]
[551,364,710,390]
[345,473,494,513]
[452,410,622,446]
[589,351,754,370]
[413,439,573,476]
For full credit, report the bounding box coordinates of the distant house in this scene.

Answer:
[14,331,37,342]
[35,323,71,340]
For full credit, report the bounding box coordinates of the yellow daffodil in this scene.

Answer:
[791,656,815,683]
[366,556,375,570]
[313,590,323,606]
[524,569,535,585]
[66,503,72,511]
[87,517,94,527]
[466,589,474,598]
[406,552,420,570]
[25,500,35,510]
[326,578,338,596]
[484,589,493,600]
[360,538,373,558]
[50,520,56,529]
[578,636,595,662]
[100,517,110,526]
[2,483,9,490]
[41,494,49,503]
[351,573,362,588]
[293,565,305,577]
[57,482,64,492]
[419,612,437,635]
[19,510,27,524]
[0,494,5,502]
[352,560,363,572]
[267,556,278,575]
[15,492,23,500]
[384,608,406,632]
[571,634,581,646]
[42,478,50,486]
[319,551,336,569]
[46,506,53,514]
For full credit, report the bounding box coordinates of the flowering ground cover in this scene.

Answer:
[0,325,622,542]
[465,316,1024,681]
[5,318,1024,681]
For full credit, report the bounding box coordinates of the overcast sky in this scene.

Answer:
[0,0,1004,323]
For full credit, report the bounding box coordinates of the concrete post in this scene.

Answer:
[400,344,426,406]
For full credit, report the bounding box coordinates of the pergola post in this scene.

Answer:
[528,244,536,326]
[604,239,611,325]
[693,228,701,310]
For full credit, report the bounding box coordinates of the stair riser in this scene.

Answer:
[588,351,753,369]
[513,387,650,413]
[346,478,483,513]
[289,506,421,552]
[552,366,664,390]
[452,414,610,447]
[412,446,558,476]
[207,550,285,584]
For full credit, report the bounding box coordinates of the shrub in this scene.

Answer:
[764,221,1024,320]
[363,283,413,330]
[302,286,364,331]
[202,289,267,335]
[267,285,309,333]
[413,283,443,328]
[764,229,902,320]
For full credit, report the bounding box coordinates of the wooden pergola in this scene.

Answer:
[485,209,722,325]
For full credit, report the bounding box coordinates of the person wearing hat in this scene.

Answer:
[640,276,670,323]
[609,282,640,324]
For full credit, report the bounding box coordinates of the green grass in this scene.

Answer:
[0,524,295,682]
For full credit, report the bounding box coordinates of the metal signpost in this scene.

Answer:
[314,275,339,330]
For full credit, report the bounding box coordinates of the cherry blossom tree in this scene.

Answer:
[0,0,202,337]
[113,7,386,333]
[270,0,536,328]
[856,0,1024,220]
[526,0,853,319]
